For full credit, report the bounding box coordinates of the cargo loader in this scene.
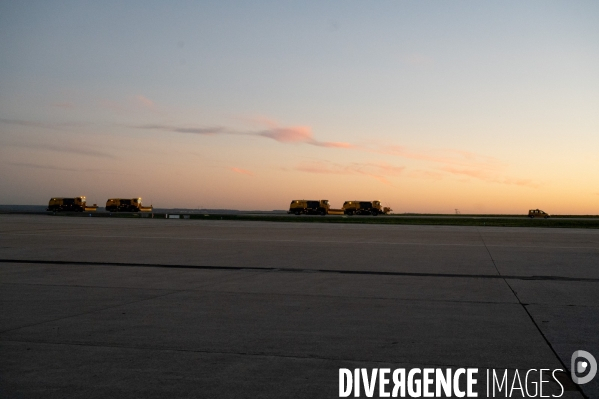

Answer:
[288,199,330,215]
[47,197,98,212]
[106,198,153,212]
[342,200,391,216]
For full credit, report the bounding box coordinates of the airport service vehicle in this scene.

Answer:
[288,199,330,215]
[342,200,392,216]
[47,197,98,212]
[106,198,153,212]
[528,209,550,219]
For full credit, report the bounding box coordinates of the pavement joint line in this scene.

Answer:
[4,281,597,307]
[0,339,558,371]
[476,228,588,399]
[2,259,599,282]
[0,282,177,291]
[173,288,523,306]
[3,232,599,249]
[0,289,187,335]
[0,282,521,306]
[0,269,273,335]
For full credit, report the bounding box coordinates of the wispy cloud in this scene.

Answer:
[258,126,312,143]
[296,160,404,185]
[131,115,535,188]
[132,119,502,172]
[257,125,353,148]
[440,166,539,188]
[0,118,87,129]
[6,162,129,175]
[498,178,539,188]
[133,117,535,187]
[7,142,118,160]
[441,166,491,180]
[372,145,503,170]
[135,95,155,109]
[230,167,254,176]
[100,94,164,115]
[135,124,225,135]
[133,120,353,148]
[408,170,444,180]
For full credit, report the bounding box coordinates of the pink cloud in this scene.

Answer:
[133,115,533,189]
[295,160,404,185]
[312,141,355,149]
[378,145,504,170]
[101,95,165,116]
[136,95,155,109]
[295,161,349,175]
[230,167,254,176]
[245,115,280,128]
[441,166,491,180]
[259,126,313,143]
[408,170,444,180]
[499,178,539,188]
[255,122,353,149]
[440,167,539,188]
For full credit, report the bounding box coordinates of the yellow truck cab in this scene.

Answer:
[528,209,550,219]
[106,198,153,212]
[343,200,391,216]
[288,200,330,215]
[47,197,97,212]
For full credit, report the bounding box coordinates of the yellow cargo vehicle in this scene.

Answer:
[528,209,550,219]
[342,200,392,216]
[288,199,330,215]
[47,197,98,212]
[106,198,153,213]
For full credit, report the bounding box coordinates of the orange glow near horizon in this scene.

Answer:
[1,3,597,214]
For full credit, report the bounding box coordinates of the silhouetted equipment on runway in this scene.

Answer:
[528,209,550,219]
[288,200,330,215]
[288,199,391,216]
[106,198,153,213]
[47,197,98,212]
[342,200,391,216]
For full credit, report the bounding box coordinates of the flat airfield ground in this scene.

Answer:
[0,215,598,398]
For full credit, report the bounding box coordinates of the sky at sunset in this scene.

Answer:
[1,1,598,213]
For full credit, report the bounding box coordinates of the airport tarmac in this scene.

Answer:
[1,214,598,398]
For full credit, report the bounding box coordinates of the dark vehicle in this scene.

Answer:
[528,209,550,219]
[288,200,330,215]
[342,200,391,216]
[106,198,152,212]
[47,197,97,212]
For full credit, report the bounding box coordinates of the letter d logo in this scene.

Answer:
[571,350,597,385]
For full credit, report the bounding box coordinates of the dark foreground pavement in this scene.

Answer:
[0,215,597,398]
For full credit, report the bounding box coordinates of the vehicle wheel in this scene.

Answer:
[319,210,326,216]
[371,210,378,216]
[294,211,300,215]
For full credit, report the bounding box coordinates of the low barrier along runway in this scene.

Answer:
[1,214,598,398]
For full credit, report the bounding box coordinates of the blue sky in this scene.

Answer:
[1,1,598,212]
